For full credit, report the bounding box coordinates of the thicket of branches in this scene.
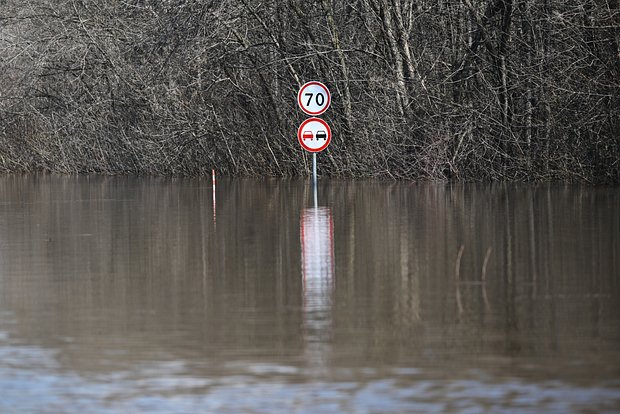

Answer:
[1,0,618,181]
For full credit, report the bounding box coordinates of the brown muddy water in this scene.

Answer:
[0,175,619,413]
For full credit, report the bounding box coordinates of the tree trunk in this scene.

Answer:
[321,0,354,135]
[376,0,409,115]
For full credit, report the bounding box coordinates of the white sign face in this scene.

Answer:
[297,81,331,116]
[297,118,331,153]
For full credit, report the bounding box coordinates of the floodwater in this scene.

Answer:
[0,175,619,413]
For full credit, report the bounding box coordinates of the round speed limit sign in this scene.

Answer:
[297,81,331,116]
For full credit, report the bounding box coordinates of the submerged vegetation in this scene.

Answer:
[0,0,618,181]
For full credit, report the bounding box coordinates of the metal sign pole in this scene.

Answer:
[312,153,318,208]
[312,153,317,186]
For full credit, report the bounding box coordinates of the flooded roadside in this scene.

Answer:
[0,175,619,413]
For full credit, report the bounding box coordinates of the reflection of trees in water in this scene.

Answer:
[0,175,307,373]
[327,182,620,364]
[0,177,618,377]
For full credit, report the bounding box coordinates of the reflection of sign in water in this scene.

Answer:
[300,208,334,351]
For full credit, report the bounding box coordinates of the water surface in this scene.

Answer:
[0,175,619,413]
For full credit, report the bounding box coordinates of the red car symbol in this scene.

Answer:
[302,130,314,140]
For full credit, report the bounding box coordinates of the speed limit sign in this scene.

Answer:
[297,81,331,116]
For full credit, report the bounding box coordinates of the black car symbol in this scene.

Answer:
[316,130,327,140]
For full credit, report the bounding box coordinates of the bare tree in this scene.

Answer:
[0,0,617,181]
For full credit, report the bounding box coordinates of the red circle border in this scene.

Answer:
[297,117,331,153]
[297,81,331,116]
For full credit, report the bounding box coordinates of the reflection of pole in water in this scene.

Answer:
[300,207,334,365]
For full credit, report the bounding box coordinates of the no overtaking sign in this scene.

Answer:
[297,117,331,153]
